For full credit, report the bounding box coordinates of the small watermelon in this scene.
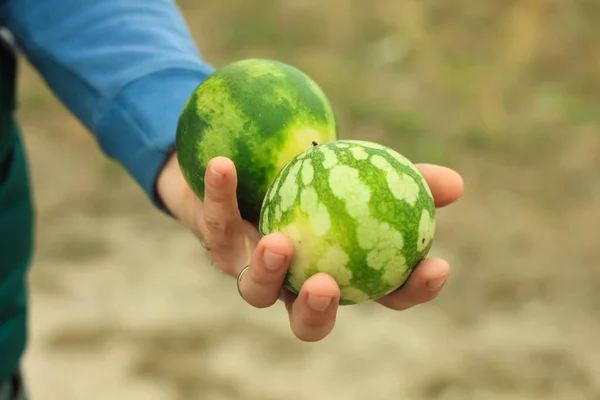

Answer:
[175,58,338,223]
[258,139,436,305]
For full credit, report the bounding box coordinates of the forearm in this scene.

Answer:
[0,0,214,210]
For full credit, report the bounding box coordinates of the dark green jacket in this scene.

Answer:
[0,0,212,379]
[0,29,33,381]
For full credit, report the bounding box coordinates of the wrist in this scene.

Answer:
[155,152,198,232]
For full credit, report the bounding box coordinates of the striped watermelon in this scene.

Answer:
[175,58,338,222]
[259,139,436,305]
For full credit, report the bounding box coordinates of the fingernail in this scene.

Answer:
[427,276,447,290]
[307,294,332,312]
[263,250,285,271]
[209,166,224,185]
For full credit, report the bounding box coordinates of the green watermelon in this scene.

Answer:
[258,139,436,305]
[175,58,338,222]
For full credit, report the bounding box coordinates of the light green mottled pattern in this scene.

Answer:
[176,58,338,222]
[259,139,436,305]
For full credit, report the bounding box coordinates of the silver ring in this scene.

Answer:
[236,265,250,298]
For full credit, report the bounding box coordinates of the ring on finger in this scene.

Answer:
[236,265,250,299]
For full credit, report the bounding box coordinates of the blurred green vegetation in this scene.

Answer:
[179,0,599,158]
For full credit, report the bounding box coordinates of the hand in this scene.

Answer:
[156,153,464,342]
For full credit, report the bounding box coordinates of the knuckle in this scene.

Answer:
[249,269,281,287]
[205,185,227,203]
[242,286,278,309]
[412,287,440,305]
[204,214,227,233]
[300,315,330,329]
[241,271,281,308]
[204,211,239,238]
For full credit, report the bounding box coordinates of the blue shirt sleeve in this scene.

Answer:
[0,0,215,211]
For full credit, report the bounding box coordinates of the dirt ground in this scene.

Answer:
[9,1,600,399]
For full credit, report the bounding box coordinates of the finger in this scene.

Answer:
[377,257,449,311]
[284,273,340,342]
[238,233,294,308]
[416,164,464,208]
[201,157,243,255]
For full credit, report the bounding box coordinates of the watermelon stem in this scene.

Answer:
[311,141,319,146]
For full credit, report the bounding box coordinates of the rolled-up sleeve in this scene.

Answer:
[0,0,215,210]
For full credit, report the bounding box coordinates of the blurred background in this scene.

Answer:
[14,0,600,399]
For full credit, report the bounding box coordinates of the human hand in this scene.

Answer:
[156,153,464,342]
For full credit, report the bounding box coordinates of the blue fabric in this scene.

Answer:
[0,0,215,382]
[0,0,215,209]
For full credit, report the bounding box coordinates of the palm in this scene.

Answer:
[194,156,463,342]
